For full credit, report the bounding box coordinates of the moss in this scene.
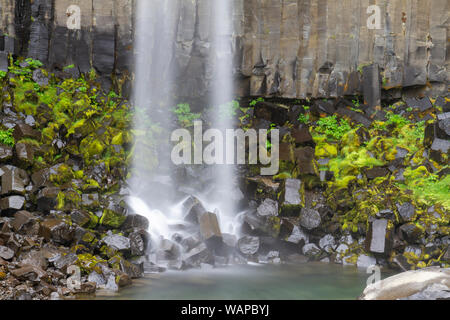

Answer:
[273,172,292,180]
[56,191,65,210]
[111,132,124,145]
[397,173,450,211]
[100,209,126,228]
[81,231,96,244]
[17,138,40,147]
[76,253,106,275]
[315,142,338,158]
[85,212,99,229]
[50,164,74,185]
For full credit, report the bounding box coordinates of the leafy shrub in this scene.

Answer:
[172,103,201,127]
[249,97,264,107]
[0,129,14,147]
[316,115,352,140]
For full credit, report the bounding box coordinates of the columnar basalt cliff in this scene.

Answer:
[0,0,448,100]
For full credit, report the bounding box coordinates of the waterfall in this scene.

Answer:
[209,0,240,235]
[129,0,241,264]
[130,0,179,247]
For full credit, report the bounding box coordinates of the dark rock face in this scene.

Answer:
[183,196,207,224]
[335,102,373,127]
[2,0,446,101]
[364,167,390,180]
[405,97,433,112]
[291,127,314,145]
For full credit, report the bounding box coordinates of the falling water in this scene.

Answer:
[209,0,240,235]
[130,0,179,243]
[130,0,241,258]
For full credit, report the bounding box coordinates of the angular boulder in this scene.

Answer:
[198,212,222,249]
[278,179,304,217]
[0,195,25,211]
[1,166,29,195]
[365,219,393,256]
[294,147,319,176]
[36,187,60,212]
[39,219,75,244]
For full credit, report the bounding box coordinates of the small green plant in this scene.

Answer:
[172,103,201,127]
[298,113,310,124]
[385,113,410,129]
[0,129,15,147]
[352,99,360,108]
[316,115,352,140]
[0,71,7,79]
[249,97,264,107]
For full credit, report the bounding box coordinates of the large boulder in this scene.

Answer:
[198,212,222,250]
[359,267,450,300]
